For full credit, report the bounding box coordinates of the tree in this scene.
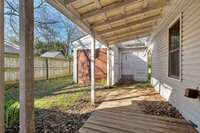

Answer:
[4,0,85,57]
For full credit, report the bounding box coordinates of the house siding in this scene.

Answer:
[151,0,200,132]
[120,48,148,82]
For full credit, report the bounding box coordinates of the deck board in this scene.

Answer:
[79,85,197,133]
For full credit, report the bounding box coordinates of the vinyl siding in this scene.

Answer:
[151,0,200,132]
[120,48,148,81]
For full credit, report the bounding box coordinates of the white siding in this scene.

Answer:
[151,0,200,131]
[121,48,148,81]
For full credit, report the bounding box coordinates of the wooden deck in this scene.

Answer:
[79,84,197,133]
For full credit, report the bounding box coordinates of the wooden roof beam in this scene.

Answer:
[102,24,153,38]
[81,0,144,21]
[98,15,159,35]
[104,27,152,41]
[92,5,162,29]
[62,0,78,5]
[47,0,107,45]
[108,33,150,45]
[94,0,102,9]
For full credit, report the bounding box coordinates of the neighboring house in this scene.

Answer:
[5,41,19,54]
[72,35,148,85]
[41,51,65,59]
[150,0,200,131]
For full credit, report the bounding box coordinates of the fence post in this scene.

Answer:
[46,58,49,80]
[69,60,71,75]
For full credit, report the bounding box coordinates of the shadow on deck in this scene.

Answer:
[79,84,197,133]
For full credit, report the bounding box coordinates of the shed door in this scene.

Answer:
[77,49,91,85]
[77,48,107,85]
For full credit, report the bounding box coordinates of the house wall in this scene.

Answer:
[151,0,200,131]
[120,48,148,82]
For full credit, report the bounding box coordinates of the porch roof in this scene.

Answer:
[47,0,169,45]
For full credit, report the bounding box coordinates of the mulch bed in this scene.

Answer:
[6,98,96,133]
[138,101,184,119]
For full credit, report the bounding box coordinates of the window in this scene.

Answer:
[168,19,180,79]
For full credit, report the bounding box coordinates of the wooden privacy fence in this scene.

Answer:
[5,53,72,84]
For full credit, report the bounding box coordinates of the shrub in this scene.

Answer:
[5,98,19,128]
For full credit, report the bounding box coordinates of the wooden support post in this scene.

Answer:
[19,0,35,133]
[0,0,4,132]
[91,32,96,105]
[107,46,110,87]
[46,58,49,80]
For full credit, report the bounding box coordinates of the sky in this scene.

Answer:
[4,0,85,43]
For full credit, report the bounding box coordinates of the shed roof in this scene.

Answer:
[48,0,169,45]
[41,51,64,58]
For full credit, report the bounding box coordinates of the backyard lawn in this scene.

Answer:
[5,76,112,133]
[5,78,188,133]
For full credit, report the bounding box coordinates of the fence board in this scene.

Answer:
[4,53,72,84]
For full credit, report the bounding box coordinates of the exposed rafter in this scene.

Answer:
[62,0,77,5]
[94,0,102,9]
[108,33,150,45]
[98,15,158,35]
[81,0,144,21]
[47,0,107,45]
[48,0,169,45]
[102,25,153,38]
[92,6,162,29]
[104,27,152,41]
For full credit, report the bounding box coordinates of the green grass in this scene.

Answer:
[5,76,87,128]
[35,91,83,109]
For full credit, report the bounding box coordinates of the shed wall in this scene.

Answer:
[151,0,200,131]
[77,48,107,85]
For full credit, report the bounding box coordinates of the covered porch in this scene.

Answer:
[79,83,197,133]
[47,0,168,103]
[0,0,200,132]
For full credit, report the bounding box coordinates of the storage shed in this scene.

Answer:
[72,35,148,85]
